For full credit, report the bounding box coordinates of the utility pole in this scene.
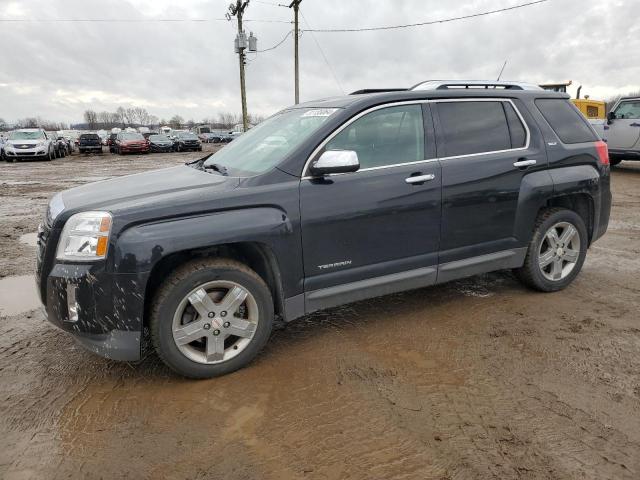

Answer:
[289,0,302,104]
[228,1,250,132]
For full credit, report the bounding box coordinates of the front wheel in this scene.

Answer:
[150,258,274,378]
[514,208,588,292]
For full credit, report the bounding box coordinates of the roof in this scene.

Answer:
[411,80,543,91]
[294,88,568,112]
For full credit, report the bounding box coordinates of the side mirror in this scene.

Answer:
[607,111,616,123]
[310,150,360,176]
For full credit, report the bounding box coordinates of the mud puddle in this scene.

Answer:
[0,275,40,316]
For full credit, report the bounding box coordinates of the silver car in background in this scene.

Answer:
[607,96,640,165]
[2,128,56,162]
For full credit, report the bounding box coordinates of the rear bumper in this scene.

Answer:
[40,262,148,361]
[79,145,102,152]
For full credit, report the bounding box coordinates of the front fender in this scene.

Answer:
[112,207,300,292]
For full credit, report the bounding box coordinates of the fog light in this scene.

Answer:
[66,284,79,322]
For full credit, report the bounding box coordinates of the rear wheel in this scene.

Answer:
[514,208,588,292]
[150,258,274,378]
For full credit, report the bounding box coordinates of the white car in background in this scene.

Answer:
[607,96,640,166]
[2,128,56,162]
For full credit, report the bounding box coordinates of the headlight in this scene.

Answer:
[56,211,112,261]
[47,193,65,223]
[36,141,45,147]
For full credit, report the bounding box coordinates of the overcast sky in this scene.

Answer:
[0,0,638,124]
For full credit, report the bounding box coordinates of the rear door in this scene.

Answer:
[606,99,640,149]
[433,99,546,267]
[300,103,441,298]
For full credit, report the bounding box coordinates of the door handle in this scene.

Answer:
[513,159,537,168]
[630,123,640,127]
[405,174,435,184]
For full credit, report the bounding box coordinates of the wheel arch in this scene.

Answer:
[143,241,285,329]
[544,193,594,243]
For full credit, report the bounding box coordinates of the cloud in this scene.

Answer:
[0,0,639,124]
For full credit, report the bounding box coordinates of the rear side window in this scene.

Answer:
[437,101,521,157]
[536,99,597,144]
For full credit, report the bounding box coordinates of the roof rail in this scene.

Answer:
[410,80,542,91]
[350,88,408,95]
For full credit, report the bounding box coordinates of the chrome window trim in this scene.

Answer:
[301,98,531,179]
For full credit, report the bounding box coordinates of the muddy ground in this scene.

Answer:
[1,147,639,479]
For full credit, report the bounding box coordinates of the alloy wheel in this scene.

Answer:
[537,221,581,281]
[172,280,258,364]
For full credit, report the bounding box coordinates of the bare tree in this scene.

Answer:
[84,110,98,129]
[0,118,6,130]
[169,115,184,129]
[116,107,127,127]
[218,112,237,129]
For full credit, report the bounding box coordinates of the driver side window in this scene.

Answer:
[325,104,425,170]
[614,101,640,119]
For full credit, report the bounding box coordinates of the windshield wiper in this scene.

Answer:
[203,163,228,176]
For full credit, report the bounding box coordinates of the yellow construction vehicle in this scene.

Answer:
[539,81,606,120]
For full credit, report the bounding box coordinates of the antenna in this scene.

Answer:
[496,60,507,81]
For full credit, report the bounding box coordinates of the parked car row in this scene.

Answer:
[107,131,203,154]
[198,131,237,143]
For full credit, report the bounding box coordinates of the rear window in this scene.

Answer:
[535,99,597,144]
[437,101,525,157]
[80,134,99,139]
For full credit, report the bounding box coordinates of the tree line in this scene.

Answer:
[83,108,265,131]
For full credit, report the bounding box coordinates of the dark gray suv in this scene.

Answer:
[37,81,611,378]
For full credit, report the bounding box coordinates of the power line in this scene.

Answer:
[300,11,344,95]
[257,30,292,52]
[0,18,291,23]
[301,0,549,32]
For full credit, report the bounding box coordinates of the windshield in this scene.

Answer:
[150,135,170,141]
[203,108,339,176]
[121,133,144,140]
[179,133,198,140]
[9,131,45,140]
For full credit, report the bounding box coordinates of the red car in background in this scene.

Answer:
[114,132,149,155]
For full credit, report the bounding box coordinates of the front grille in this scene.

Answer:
[14,144,34,149]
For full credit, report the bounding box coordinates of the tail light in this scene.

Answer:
[595,140,609,166]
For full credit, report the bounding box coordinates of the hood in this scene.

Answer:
[121,139,146,145]
[59,165,239,217]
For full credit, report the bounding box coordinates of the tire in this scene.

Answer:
[47,149,54,161]
[610,158,622,167]
[514,208,588,292]
[117,147,122,155]
[150,258,274,379]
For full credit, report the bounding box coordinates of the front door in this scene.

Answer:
[433,99,546,266]
[300,103,442,302]
[607,99,640,150]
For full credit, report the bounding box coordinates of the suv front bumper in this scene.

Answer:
[4,147,49,159]
[40,262,148,361]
